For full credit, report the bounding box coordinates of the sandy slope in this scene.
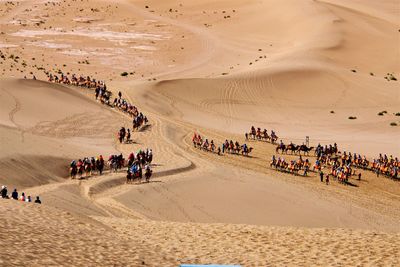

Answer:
[126,0,400,156]
[0,78,124,188]
[1,200,399,266]
[0,0,400,266]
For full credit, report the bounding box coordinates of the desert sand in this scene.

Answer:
[0,0,399,266]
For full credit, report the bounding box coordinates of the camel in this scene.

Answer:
[276,144,286,154]
[297,145,314,155]
[285,144,298,154]
[241,147,253,156]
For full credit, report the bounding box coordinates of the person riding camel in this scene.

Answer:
[119,127,126,143]
[243,143,248,151]
[193,133,198,147]
[77,159,83,169]
[256,128,261,137]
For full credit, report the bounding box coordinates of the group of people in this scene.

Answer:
[192,134,220,154]
[275,140,314,155]
[314,143,339,157]
[70,156,105,179]
[313,149,361,185]
[118,127,131,144]
[222,139,253,156]
[192,133,253,156]
[246,126,278,144]
[371,154,398,179]
[69,150,154,183]
[126,149,153,183]
[48,72,149,131]
[270,155,310,176]
[112,91,148,131]
[1,186,41,204]
[48,73,106,89]
[266,140,368,185]
[314,149,398,181]
[48,72,113,105]
[108,154,126,173]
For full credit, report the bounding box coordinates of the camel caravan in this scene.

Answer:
[241,125,398,183]
[47,70,396,185]
[112,91,148,131]
[68,149,153,183]
[70,155,105,179]
[126,149,153,184]
[275,140,314,155]
[246,126,278,144]
[47,72,148,131]
[46,72,153,184]
[313,149,398,180]
[192,133,253,156]
[371,154,398,179]
[270,155,311,176]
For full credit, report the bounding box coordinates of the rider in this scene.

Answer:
[77,159,83,169]
[70,160,76,168]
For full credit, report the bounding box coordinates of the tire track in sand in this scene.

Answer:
[3,89,25,142]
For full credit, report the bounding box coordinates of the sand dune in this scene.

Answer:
[0,78,123,188]
[0,0,399,266]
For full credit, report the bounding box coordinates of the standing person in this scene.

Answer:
[319,170,324,182]
[358,173,362,181]
[303,165,308,177]
[145,164,152,183]
[11,189,18,200]
[126,129,131,143]
[34,196,41,204]
[118,91,122,99]
[119,127,126,144]
[326,175,330,185]
[98,155,104,175]
[1,185,8,198]
[95,87,100,100]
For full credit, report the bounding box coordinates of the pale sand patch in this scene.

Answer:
[11,29,168,41]
[132,45,157,51]
[27,41,71,49]
[0,43,18,48]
